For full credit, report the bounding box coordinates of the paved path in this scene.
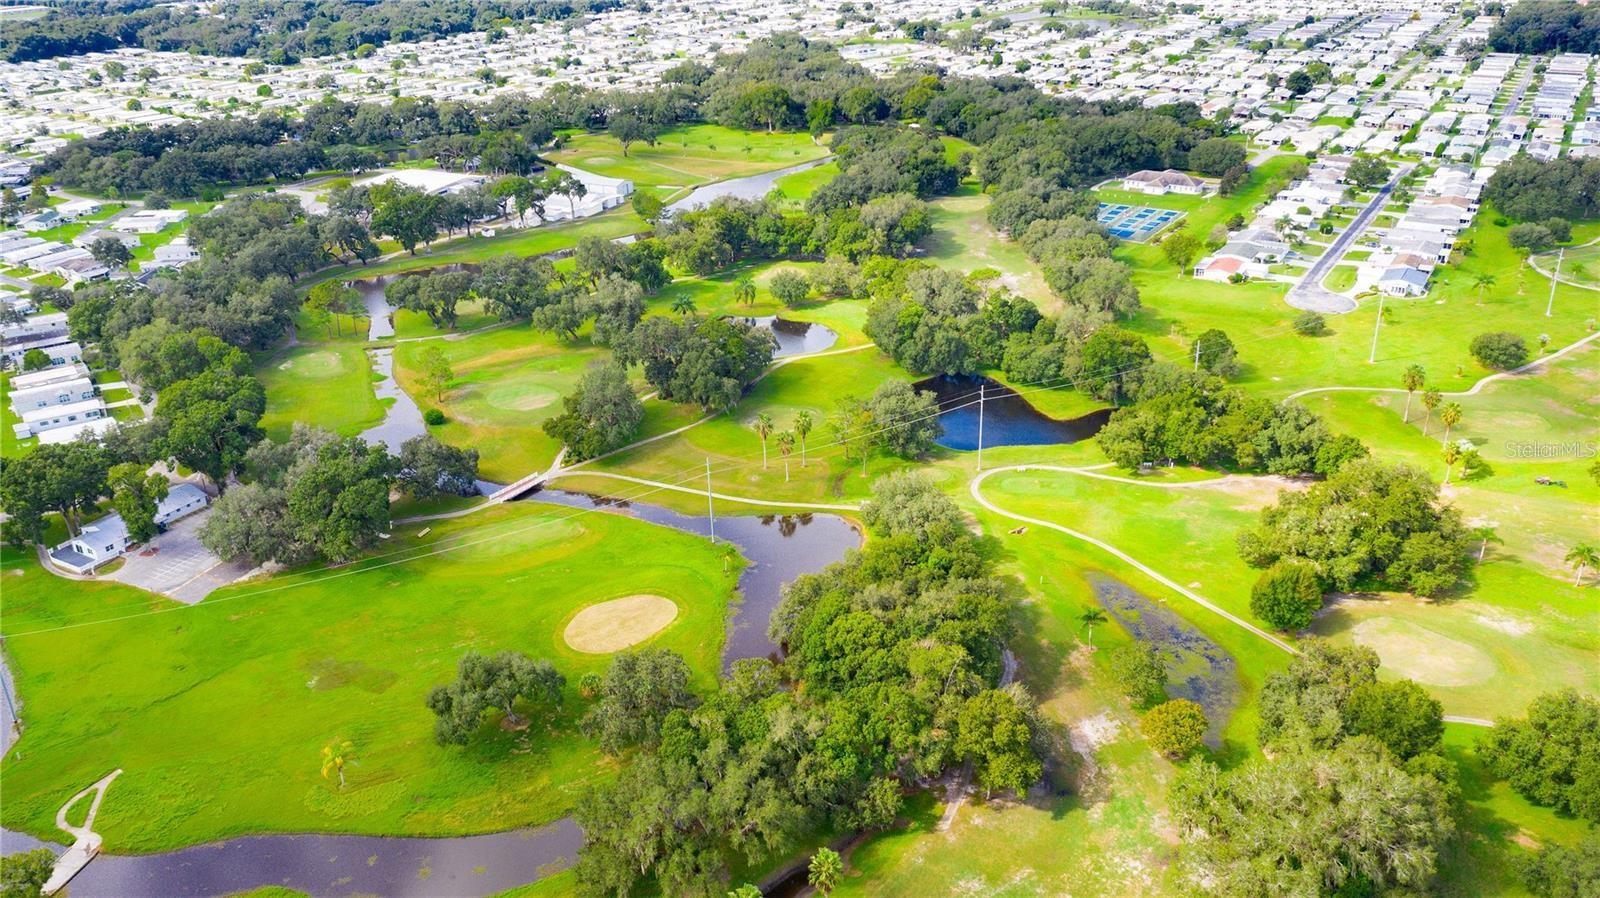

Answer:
[551,470,861,512]
[1529,235,1600,293]
[42,768,122,896]
[1285,330,1600,401]
[1286,163,1413,314]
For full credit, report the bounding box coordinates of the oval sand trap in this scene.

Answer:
[564,595,679,653]
[1350,617,1497,687]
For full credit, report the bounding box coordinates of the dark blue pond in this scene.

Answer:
[915,375,1112,451]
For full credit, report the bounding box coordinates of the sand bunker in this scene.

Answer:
[563,595,679,653]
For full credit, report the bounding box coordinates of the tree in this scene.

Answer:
[1188,137,1247,177]
[0,848,55,898]
[543,360,644,462]
[777,430,795,482]
[1471,331,1529,370]
[629,190,664,225]
[1192,328,1240,378]
[1172,739,1456,896]
[1142,699,1207,759]
[1518,830,1600,898]
[1439,402,1463,442]
[794,410,813,467]
[733,276,757,307]
[199,482,301,566]
[21,349,50,372]
[1400,365,1425,422]
[670,293,697,318]
[1507,222,1556,255]
[1469,524,1501,562]
[307,282,364,337]
[1293,310,1326,336]
[1109,643,1168,709]
[607,113,659,157]
[753,412,774,468]
[371,188,441,254]
[107,463,169,543]
[284,436,396,562]
[579,649,696,754]
[1344,679,1444,761]
[1079,608,1108,648]
[1345,153,1390,189]
[418,345,453,401]
[1478,689,1600,823]
[0,440,110,541]
[427,651,565,745]
[1079,327,1151,404]
[769,269,810,306]
[1421,388,1442,431]
[1566,544,1598,586]
[156,370,266,490]
[320,739,356,790]
[955,687,1043,797]
[1441,441,1462,485]
[396,434,479,500]
[808,847,844,896]
[1249,561,1321,631]
[864,379,941,458]
[89,235,132,269]
[1162,231,1202,273]
[1285,69,1314,96]
[546,170,587,218]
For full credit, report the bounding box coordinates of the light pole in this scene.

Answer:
[976,382,986,472]
[1368,293,1386,364]
[704,457,715,544]
[1546,247,1563,317]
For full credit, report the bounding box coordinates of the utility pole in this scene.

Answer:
[976,382,986,472]
[704,457,715,544]
[1193,340,1201,372]
[1368,294,1386,364]
[1546,247,1563,317]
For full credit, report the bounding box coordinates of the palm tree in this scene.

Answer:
[671,294,697,318]
[754,413,774,468]
[1421,389,1442,432]
[1439,402,1463,443]
[794,411,813,468]
[321,739,356,790]
[727,886,762,898]
[777,430,795,482]
[1472,272,1495,300]
[1079,608,1108,649]
[1566,544,1599,586]
[1441,442,1461,484]
[808,847,843,896]
[1469,525,1501,562]
[734,276,757,307]
[1400,365,1425,422]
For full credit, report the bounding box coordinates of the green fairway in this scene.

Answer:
[925,189,1055,308]
[255,343,384,440]
[546,124,828,198]
[0,504,739,852]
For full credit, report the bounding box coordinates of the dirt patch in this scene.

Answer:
[1067,710,1122,796]
[1472,609,1535,637]
[1195,475,1307,510]
[563,594,679,653]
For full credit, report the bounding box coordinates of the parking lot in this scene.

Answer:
[106,512,255,604]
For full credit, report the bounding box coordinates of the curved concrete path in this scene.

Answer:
[42,768,122,895]
[1284,330,1600,402]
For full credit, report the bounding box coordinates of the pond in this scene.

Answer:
[732,315,838,358]
[665,157,833,214]
[527,488,861,667]
[1090,574,1239,748]
[2,489,859,897]
[914,374,1113,451]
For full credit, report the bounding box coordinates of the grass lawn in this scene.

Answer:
[771,161,839,207]
[0,501,740,852]
[925,187,1055,309]
[1,371,39,459]
[1324,264,1358,292]
[255,342,385,441]
[545,124,827,198]
[1546,240,1600,288]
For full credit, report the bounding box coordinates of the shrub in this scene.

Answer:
[1470,331,1529,370]
[1250,562,1322,631]
[1293,311,1327,336]
[423,408,446,425]
[1142,699,1208,759]
[1109,643,1168,709]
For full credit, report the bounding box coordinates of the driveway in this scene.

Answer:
[106,512,254,605]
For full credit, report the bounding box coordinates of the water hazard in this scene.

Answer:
[915,374,1112,451]
[733,315,838,358]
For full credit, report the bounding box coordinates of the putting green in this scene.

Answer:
[277,350,345,377]
[1350,617,1498,687]
[564,594,680,653]
[479,381,561,412]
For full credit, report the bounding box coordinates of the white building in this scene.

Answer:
[49,482,210,574]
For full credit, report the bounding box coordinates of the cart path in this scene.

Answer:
[1284,330,1600,402]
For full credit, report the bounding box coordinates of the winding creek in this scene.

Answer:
[666,157,832,214]
[2,490,860,897]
